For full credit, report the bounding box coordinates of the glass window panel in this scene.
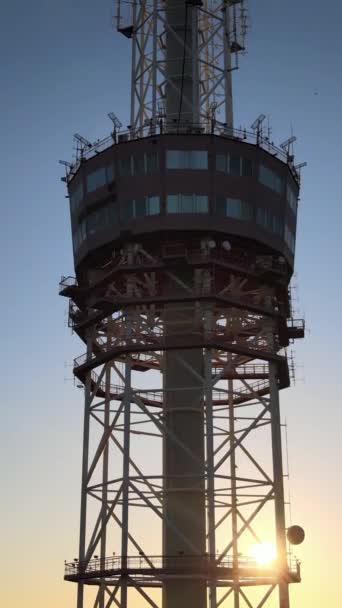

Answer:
[78,220,86,242]
[107,203,118,225]
[122,200,134,221]
[274,174,284,195]
[106,165,114,183]
[242,158,253,177]
[166,151,182,169]
[133,156,146,176]
[72,230,79,252]
[259,165,272,189]
[167,150,208,169]
[285,225,295,252]
[147,196,160,215]
[241,201,253,220]
[191,151,208,169]
[266,210,273,230]
[135,198,147,217]
[167,194,208,213]
[86,211,98,236]
[272,215,283,235]
[167,195,179,213]
[87,208,108,235]
[216,154,227,172]
[257,207,274,230]
[181,194,193,212]
[259,164,284,195]
[146,152,159,173]
[70,181,83,211]
[287,184,297,213]
[119,158,132,177]
[229,155,241,176]
[87,168,106,193]
[195,195,209,212]
[215,196,227,216]
[257,207,266,228]
[226,198,242,219]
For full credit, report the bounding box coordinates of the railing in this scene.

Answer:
[59,275,77,293]
[287,318,305,331]
[66,120,299,183]
[235,379,269,397]
[74,350,97,369]
[73,333,274,373]
[234,363,269,376]
[80,367,269,405]
[64,553,300,578]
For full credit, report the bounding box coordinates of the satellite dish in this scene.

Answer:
[287,525,305,545]
[222,240,232,252]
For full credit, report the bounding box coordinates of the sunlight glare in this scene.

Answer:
[249,543,277,565]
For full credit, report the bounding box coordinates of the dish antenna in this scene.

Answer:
[251,114,266,131]
[73,133,92,148]
[280,136,297,158]
[108,112,123,130]
[251,114,266,144]
[294,161,307,171]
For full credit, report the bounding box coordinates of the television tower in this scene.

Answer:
[60,2,305,607]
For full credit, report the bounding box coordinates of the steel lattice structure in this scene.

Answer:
[60,1,305,607]
[61,244,304,608]
[116,0,247,133]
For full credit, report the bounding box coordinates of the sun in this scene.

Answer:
[249,543,277,565]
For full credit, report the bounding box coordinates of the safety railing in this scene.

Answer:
[73,331,269,370]
[234,379,269,397]
[287,318,305,331]
[59,275,77,293]
[79,367,269,406]
[73,333,274,373]
[64,553,300,578]
[66,119,299,183]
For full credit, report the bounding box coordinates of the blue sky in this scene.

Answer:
[1,1,341,606]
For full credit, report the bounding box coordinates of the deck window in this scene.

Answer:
[166,150,208,170]
[167,194,209,213]
[215,197,252,220]
[259,165,284,195]
[70,181,84,212]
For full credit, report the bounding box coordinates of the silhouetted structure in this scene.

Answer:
[60,2,305,607]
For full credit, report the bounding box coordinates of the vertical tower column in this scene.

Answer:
[228,371,239,608]
[77,333,93,608]
[165,0,199,125]
[223,3,233,130]
[163,272,206,608]
[204,310,216,608]
[269,361,290,608]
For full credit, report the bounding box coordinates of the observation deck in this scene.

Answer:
[64,553,301,587]
[63,121,300,273]
[65,121,300,179]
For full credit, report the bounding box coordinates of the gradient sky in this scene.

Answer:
[1,0,341,606]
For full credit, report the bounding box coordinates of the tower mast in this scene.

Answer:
[60,2,305,608]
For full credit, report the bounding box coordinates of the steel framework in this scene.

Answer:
[61,243,304,608]
[61,1,305,606]
[116,0,248,133]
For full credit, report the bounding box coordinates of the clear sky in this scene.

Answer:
[1,0,341,607]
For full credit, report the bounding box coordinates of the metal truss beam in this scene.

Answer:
[63,244,303,608]
[116,0,248,132]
